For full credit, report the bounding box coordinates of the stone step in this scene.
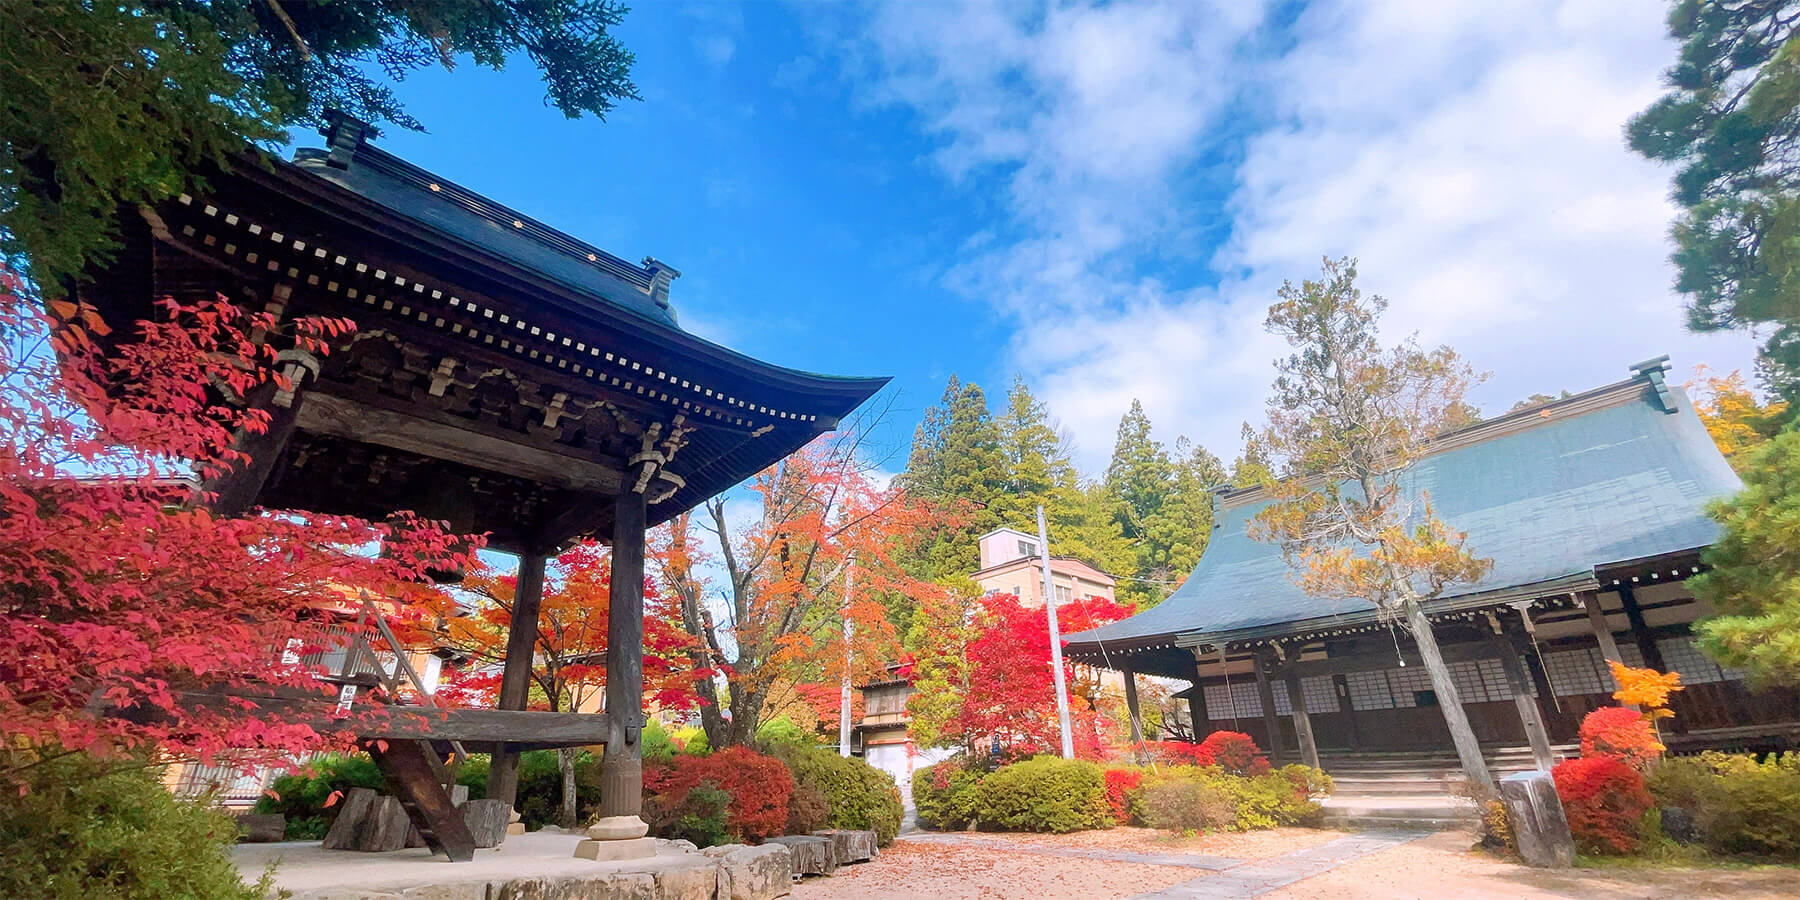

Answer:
[1323,813,1478,831]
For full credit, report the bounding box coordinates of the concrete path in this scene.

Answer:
[1131,829,1428,899]
[905,832,1242,870]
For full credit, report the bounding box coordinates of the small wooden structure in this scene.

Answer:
[79,113,885,859]
[1067,360,1800,773]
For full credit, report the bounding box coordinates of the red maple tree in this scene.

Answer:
[921,591,1131,758]
[0,271,470,785]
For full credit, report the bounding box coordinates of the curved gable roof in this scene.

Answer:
[1066,367,1741,650]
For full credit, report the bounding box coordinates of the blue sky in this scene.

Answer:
[362,0,1756,478]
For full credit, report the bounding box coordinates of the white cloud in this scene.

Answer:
[838,0,1758,472]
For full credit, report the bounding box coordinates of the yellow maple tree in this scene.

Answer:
[1609,659,1683,722]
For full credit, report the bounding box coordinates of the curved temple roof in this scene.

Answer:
[1064,361,1742,654]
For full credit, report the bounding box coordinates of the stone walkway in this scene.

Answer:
[1130,830,1428,899]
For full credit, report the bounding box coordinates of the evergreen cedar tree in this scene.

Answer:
[1689,426,1800,686]
[1249,256,1498,790]
[908,591,1130,758]
[898,374,1223,609]
[1628,0,1800,403]
[649,432,949,749]
[0,272,473,785]
[0,0,639,289]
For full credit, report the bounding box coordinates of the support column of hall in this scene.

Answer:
[577,462,654,860]
[486,551,547,808]
[1253,648,1288,765]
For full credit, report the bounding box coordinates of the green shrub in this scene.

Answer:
[3,752,271,899]
[254,753,386,839]
[775,745,904,845]
[1649,752,1800,858]
[756,716,818,751]
[976,756,1110,833]
[643,719,678,764]
[913,758,984,831]
[671,725,710,756]
[1132,765,1327,833]
[646,780,733,848]
[1138,770,1236,832]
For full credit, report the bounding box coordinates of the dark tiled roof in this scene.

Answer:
[1065,367,1741,648]
[292,144,679,330]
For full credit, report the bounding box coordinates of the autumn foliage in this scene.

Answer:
[1196,731,1272,776]
[1552,755,1654,855]
[1104,767,1142,824]
[0,272,471,783]
[1608,660,1683,722]
[1579,707,1665,771]
[918,591,1130,756]
[644,745,795,842]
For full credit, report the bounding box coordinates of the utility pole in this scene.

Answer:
[839,560,855,757]
[1037,505,1074,759]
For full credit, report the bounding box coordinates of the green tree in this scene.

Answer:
[1510,391,1572,411]
[1690,427,1800,685]
[995,375,1079,525]
[1230,422,1274,488]
[1249,257,1496,791]
[1148,437,1226,588]
[898,375,1006,580]
[1,1,639,288]
[1100,401,1222,607]
[1627,0,1800,401]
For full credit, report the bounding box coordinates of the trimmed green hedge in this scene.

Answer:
[4,752,268,900]
[1649,751,1800,859]
[775,745,904,845]
[976,756,1110,833]
[913,757,984,831]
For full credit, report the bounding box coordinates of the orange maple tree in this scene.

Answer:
[0,271,471,785]
[652,425,951,747]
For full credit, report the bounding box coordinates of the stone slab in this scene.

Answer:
[323,788,413,853]
[810,829,876,864]
[236,812,286,843]
[462,798,512,849]
[241,832,724,900]
[765,836,836,877]
[715,843,792,900]
[1132,830,1426,899]
[1499,771,1574,868]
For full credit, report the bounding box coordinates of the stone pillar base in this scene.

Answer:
[586,815,649,841]
[573,836,656,861]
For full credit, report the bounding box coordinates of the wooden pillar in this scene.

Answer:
[1187,668,1210,743]
[204,376,309,517]
[1492,631,1555,771]
[1284,672,1321,770]
[1253,649,1287,765]
[1121,663,1145,745]
[486,551,547,809]
[1614,583,1667,671]
[1582,592,1626,673]
[598,479,648,825]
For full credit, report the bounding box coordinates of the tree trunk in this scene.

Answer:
[1403,599,1495,793]
[557,747,578,829]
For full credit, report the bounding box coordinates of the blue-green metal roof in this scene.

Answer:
[1065,371,1742,649]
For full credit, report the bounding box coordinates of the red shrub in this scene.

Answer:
[1103,768,1143,824]
[643,745,794,842]
[1552,755,1653,855]
[1196,732,1271,776]
[1137,741,1211,766]
[1578,706,1663,770]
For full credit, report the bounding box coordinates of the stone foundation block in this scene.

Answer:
[322,788,412,852]
[574,836,658,861]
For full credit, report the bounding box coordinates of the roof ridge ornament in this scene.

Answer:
[321,110,373,171]
[1629,354,1678,414]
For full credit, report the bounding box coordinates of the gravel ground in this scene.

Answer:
[1263,830,1800,900]
[986,825,1342,859]
[792,828,1800,900]
[789,839,1197,899]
